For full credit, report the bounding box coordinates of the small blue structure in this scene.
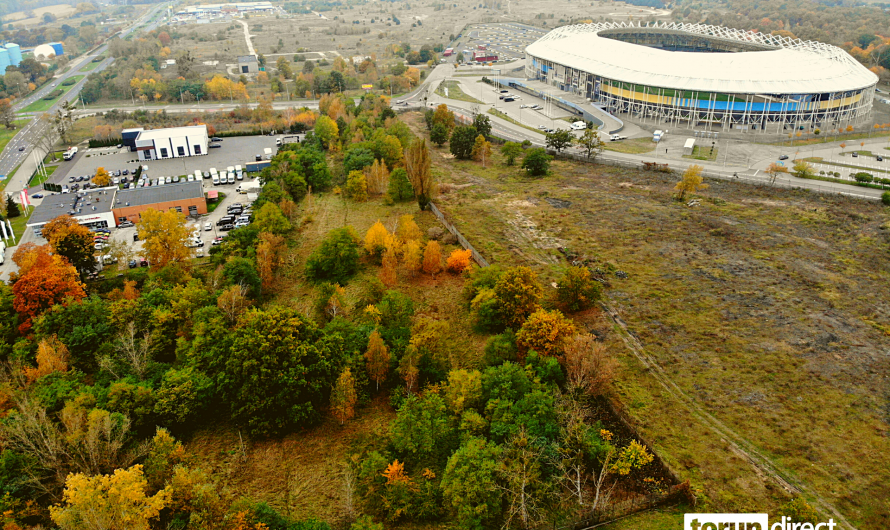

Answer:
[0,49,10,73]
[49,42,64,56]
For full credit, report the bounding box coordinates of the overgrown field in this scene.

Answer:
[401,112,890,527]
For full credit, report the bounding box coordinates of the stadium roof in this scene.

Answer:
[526,22,878,95]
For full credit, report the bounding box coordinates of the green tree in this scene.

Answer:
[500,142,522,166]
[521,148,551,177]
[276,55,293,79]
[153,367,213,425]
[472,114,492,139]
[430,122,450,146]
[5,195,20,217]
[215,306,341,436]
[449,125,477,160]
[315,115,339,149]
[223,257,262,298]
[390,392,457,467]
[545,129,573,152]
[387,168,414,202]
[305,227,361,284]
[442,438,503,530]
[253,202,292,234]
[882,191,890,206]
[576,128,605,160]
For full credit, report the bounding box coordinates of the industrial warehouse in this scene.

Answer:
[26,182,208,236]
[524,21,879,134]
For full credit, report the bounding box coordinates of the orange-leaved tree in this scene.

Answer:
[256,232,286,287]
[422,240,442,276]
[41,214,97,272]
[12,245,86,333]
[364,329,390,390]
[446,248,472,274]
[24,334,69,383]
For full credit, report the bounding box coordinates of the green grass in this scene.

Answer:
[486,108,543,135]
[206,192,227,213]
[0,119,30,154]
[682,144,718,161]
[28,165,57,188]
[78,57,104,73]
[21,76,85,113]
[435,80,484,104]
[604,137,655,154]
[7,205,34,246]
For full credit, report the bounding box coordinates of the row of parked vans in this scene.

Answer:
[209,165,244,186]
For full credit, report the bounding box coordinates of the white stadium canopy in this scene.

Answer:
[526,21,877,95]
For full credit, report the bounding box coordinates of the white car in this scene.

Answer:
[196,248,204,258]
[204,222,212,231]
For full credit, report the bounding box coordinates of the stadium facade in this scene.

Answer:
[525,22,878,134]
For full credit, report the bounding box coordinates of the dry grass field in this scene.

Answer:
[2,4,77,25]
[398,111,890,528]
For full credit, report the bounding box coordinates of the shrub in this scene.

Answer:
[493,266,543,329]
[471,288,501,331]
[305,227,361,284]
[883,191,890,206]
[483,330,517,366]
[556,266,603,312]
[345,170,369,201]
[521,148,551,176]
[516,308,577,356]
[446,249,472,273]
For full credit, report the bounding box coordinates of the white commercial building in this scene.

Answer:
[134,125,210,161]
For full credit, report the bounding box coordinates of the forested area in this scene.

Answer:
[0,94,681,529]
[672,0,890,77]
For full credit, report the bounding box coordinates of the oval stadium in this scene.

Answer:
[524,21,878,134]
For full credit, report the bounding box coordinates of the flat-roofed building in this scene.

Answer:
[113,181,207,224]
[134,125,209,161]
[26,188,117,236]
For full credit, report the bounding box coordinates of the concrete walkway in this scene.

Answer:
[237,19,256,57]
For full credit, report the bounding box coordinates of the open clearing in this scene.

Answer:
[398,111,890,528]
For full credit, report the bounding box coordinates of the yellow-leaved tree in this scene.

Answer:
[93,167,110,187]
[364,220,390,258]
[24,334,69,383]
[330,367,357,425]
[516,308,577,357]
[674,164,707,201]
[136,208,192,268]
[422,240,442,276]
[396,214,422,242]
[50,464,170,530]
[364,329,390,391]
[402,239,423,277]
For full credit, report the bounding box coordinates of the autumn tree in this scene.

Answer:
[405,139,435,210]
[446,248,472,273]
[516,308,577,357]
[49,464,169,530]
[93,167,111,187]
[346,170,369,202]
[331,368,358,425]
[24,334,69,383]
[471,134,492,167]
[402,239,423,277]
[500,429,551,529]
[41,214,97,272]
[364,220,390,258]
[431,103,455,131]
[204,75,248,101]
[365,329,390,390]
[0,98,14,129]
[380,247,398,288]
[396,215,422,242]
[12,246,86,333]
[217,284,251,323]
[674,164,707,201]
[556,265,602,312]
[561,333,616,396]
[494,266,543,329]
[792,160,814,179]
[137,208,192,267]
[365,159,390,195]
[256,232,286,287]
[422,240,442,276]
[765,162,785,185]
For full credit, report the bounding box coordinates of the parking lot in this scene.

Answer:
[455,22,547,62]
[96,179,258,269]
[48,135,278,190]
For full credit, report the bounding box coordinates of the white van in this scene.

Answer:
[227,172,236,184]
[235,165,243,180]
[226,166,235,177]
[570,121,587,130]
[194,170,202,181]
[212,174,220,185]
[63,146,78,160]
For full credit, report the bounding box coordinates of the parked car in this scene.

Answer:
[128,259,138,269]
[122,169,129,175]
[32,193,44,199]
[211,137,223,142]
[196,248,204,258]
[119,221,134,228]
[852,152,859,158]
[219,223,235,231]
[209,144,222,149]
[212,237,224,246]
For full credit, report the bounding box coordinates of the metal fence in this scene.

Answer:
[428,201,490,267]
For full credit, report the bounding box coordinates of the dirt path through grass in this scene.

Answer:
[601,304,857,530]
